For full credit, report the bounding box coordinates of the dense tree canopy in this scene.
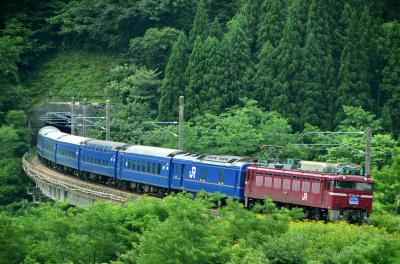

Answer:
[1,0,400,262]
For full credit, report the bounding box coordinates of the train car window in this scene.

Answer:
[266,172,272,176]
[147,162,151,172]
[264,176,273,187]
[275,174,282,177]
[106,160,109,167]
[142,161,146,172]
[256,174,263,186]
[312,178,321,182]
[283,174,291,179]
[132,160,136,171]
[283,179,290,190]
[152,163,156,174]
[157,164,162,175]
[218,171,224,184]
[256,171,264,175]
[292,179,300,191]
[301,181,310,192]
[175,165,179,176]
[137,160,141,171]
[273,178,282,189]
[311,182,320,194]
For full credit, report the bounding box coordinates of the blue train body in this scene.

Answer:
[118,145,184,188]
[57,135,89,170]
[171,154,250,199]
[37,126,252,200]
[80,140,127,178]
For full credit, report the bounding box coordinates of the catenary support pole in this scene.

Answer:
[178,96,184,150]
[365,127,372,177]
[82,98,87,136]
[106,99,110,141]
[71,97,75,135]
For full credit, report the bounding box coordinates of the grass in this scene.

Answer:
[25,50,115,102]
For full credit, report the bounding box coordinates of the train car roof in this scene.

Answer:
[38,126,60,136]
[83,139,129,151]
[173,153,253,167]
[44,131,68,140]
[58,135,90,145]
[121,145,185,158]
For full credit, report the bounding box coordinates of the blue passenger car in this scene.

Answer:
[56,135,89,170]
[118,145,184,189]
[37,126,60,158]
[170,154,252,199]
[37,126,67,163]
[80,139,128,178]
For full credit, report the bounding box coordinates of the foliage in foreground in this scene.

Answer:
[0,194,399,264]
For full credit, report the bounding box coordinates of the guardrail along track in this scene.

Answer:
[22,154,140,204]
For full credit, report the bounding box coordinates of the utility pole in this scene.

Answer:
[105,99,110,141]
[82,98,87,137]
[365,127,372,177]
[71,97,75,135]
[178,96,184,150]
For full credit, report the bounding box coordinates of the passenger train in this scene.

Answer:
[37,126,374,222]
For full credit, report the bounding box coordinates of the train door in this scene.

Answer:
[180,164,186,187]
[172,162,186,189]
[115,152,123,179]
[321,180,330,205]
[245,170,251,193]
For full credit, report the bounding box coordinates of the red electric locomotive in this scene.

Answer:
[244,161,374,222]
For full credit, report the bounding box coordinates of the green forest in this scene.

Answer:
[1,0,400,263]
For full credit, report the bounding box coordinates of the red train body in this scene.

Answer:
[245,166,374,222]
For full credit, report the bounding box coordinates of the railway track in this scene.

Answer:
[22,154,142,204]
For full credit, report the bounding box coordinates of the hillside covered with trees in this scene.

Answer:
[1,0,400,263]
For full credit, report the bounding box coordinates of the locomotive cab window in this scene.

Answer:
[333,181,353,190]
[355,182,373,191]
